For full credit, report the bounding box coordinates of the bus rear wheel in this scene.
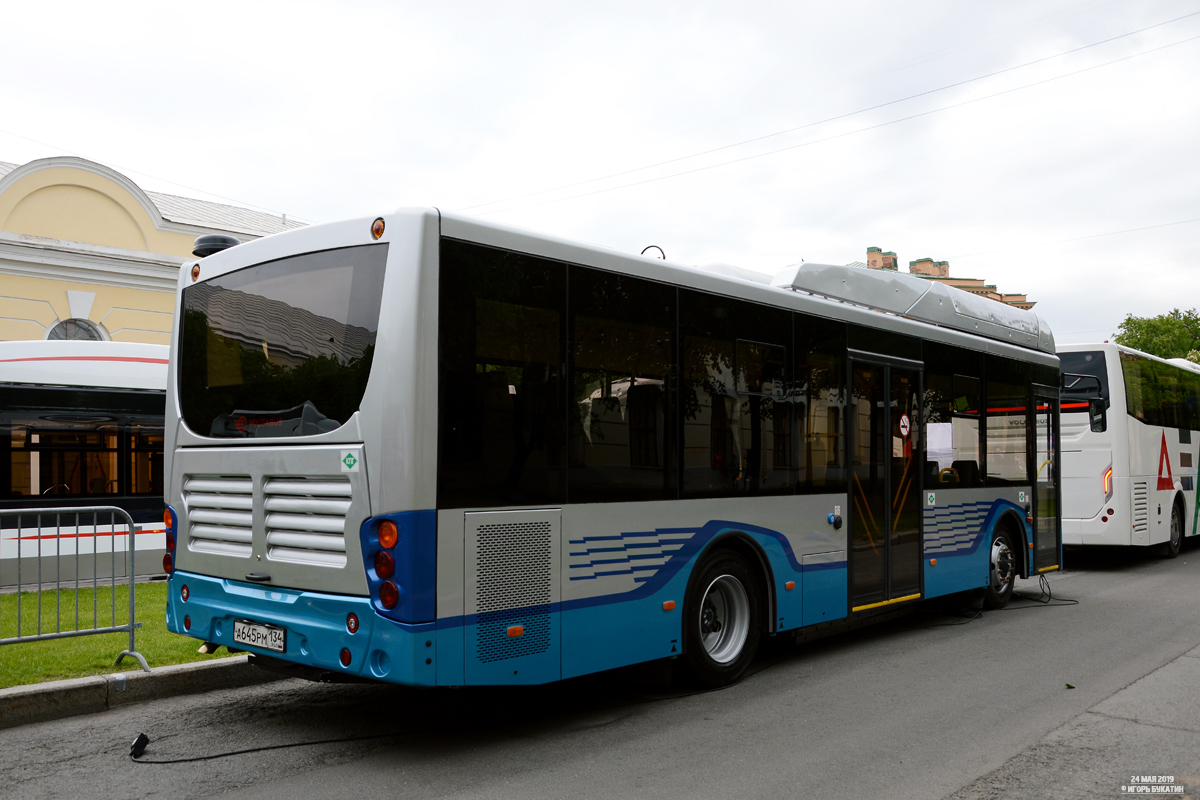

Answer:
[1162,501,1183,559]
[982,528,1016,609]
[681,549,762,688]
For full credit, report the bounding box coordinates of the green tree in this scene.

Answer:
[1113,308,1200,360]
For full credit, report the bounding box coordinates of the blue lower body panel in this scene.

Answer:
[166,571,437,685]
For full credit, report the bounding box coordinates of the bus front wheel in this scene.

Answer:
[983,528,1017,609]
[681,549,762,688]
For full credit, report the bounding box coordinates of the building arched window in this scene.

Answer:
[47,319,106,341]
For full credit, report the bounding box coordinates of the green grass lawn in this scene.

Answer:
[0,580,233,689]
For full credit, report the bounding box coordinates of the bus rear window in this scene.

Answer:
[1060,350,1108,412]
[179,244,388,438]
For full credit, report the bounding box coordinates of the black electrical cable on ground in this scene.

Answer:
[130,733,391,764]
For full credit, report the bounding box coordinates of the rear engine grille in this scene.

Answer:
[475,520,552,613]
[184,476,254,557]
[264,477,351,568]
[1132,481,1149,536]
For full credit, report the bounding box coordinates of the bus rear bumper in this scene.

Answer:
[166,570,436,686]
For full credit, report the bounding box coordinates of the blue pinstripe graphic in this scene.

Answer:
[923,498,1026,556]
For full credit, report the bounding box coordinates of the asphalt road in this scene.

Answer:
[4,542,1199,800]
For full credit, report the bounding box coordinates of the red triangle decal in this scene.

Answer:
[1158,431,1175,491]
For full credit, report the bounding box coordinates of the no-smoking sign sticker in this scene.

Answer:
[899,413,911,437]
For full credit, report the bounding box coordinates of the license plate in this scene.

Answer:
[233,619,286,653]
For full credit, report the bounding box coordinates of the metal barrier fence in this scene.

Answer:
[0,506,149,672]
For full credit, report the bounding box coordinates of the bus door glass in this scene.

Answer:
[849,359,922,609]
[1033,393,1061,571]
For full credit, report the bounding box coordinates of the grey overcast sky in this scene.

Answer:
[3,0,1199,344]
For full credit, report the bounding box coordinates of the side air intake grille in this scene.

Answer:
[465,510,561,667]
[184,475,254,557]
[264,477,351,568]
[1132,481,1149,536]
[475,520,552,613]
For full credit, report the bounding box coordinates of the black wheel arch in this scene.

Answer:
[682,531,777,641]
[995,509,1029,578]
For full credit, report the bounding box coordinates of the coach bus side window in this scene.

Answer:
[681,289,792,497]
[794,314,847,493]
[568,267,675,502]
[437,239,567,509]
[986,356,1031,485]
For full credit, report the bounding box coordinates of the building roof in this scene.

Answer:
[0,159,304,238]
[145,190,304,237]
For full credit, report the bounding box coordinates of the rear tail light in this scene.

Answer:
[374,551,395,580]
[181,584,189,602]
[346,613,359,634]
[183,615,191,631]
[379,580,399,609]
[166,531,176,551]
[1103,466,1114,502]
[163,553,173,574]
[340,648,352,667]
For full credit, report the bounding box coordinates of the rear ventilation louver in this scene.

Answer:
[264,477,351,568]
[184,476,254,558]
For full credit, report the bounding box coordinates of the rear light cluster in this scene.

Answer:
[1102,466,1114,502]
[163,506,177,575]
[375,520,401,609]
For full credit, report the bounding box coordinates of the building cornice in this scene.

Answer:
[0,230,182,292]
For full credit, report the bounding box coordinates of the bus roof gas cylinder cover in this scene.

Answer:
[192,234,241,258]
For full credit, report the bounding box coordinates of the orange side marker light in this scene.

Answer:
[929,559,937,566]
[507,625,524,638]
[784,581,795,591]
[662,600,676,611]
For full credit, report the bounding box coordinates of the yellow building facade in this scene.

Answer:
[0,157,301,343]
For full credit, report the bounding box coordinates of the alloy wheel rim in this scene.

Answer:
[991,538,1015,593]
[699,574,750,664]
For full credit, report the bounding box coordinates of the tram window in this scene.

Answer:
[794,314,847,494]
[986,356,1031,485]
[681,289,792,497]
[568,266,675,502]
[438,239,567,509]
[924,344,983,487]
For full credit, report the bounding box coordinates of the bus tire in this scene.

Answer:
[982,527,1017,609]
[681,549,762,688]
[1162,500,1183,559]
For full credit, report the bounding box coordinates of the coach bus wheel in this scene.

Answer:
[1163,501,1183,559]
[682,549,762,688]
[982,528,1016,609]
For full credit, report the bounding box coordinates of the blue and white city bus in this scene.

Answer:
[163,211,1061,688]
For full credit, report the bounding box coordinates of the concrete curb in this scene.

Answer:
[0,656,286,730]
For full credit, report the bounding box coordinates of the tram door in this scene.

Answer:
[1031,390,1061,572]
[849,360,923,610]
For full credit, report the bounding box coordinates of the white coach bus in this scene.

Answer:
[1059,342,1200,556]
[163,210,1061,688]
[0,339,168,585]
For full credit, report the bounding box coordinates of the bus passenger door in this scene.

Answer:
[848,359,923,611]
[1032,392,1061,572]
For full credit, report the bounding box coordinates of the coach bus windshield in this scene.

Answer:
[178,244,388,438]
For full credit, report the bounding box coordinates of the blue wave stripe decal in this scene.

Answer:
[923,499,1024,556]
